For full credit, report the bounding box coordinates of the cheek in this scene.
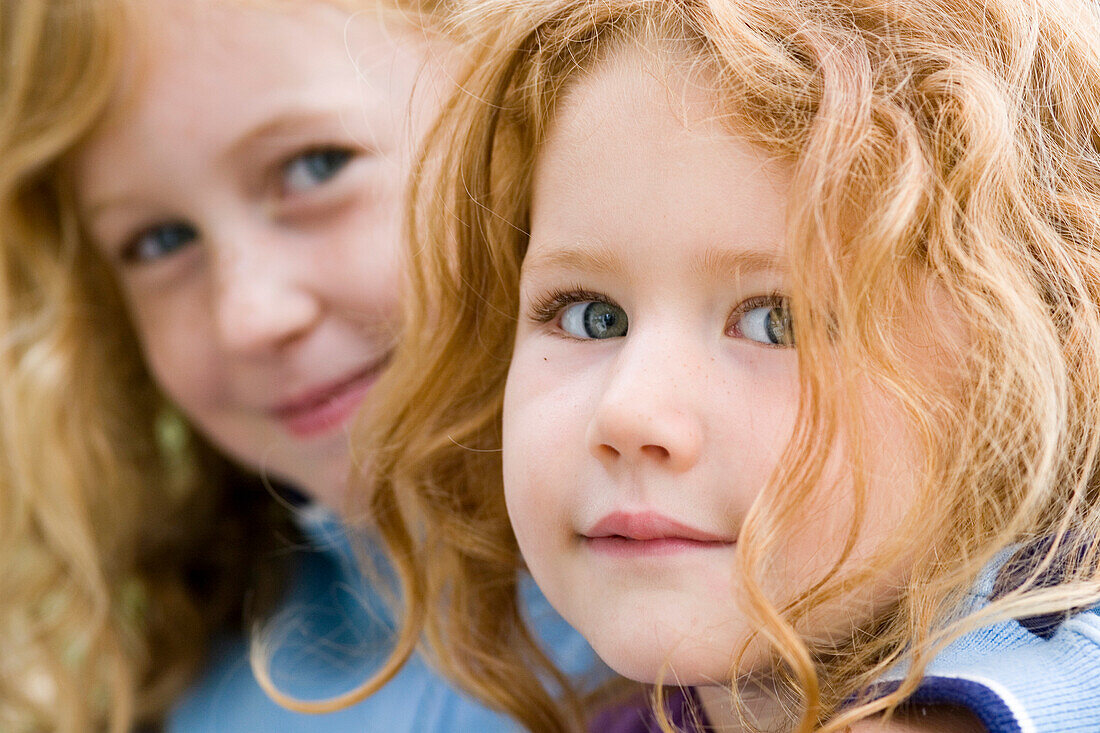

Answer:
[124,290,223,409]
[710,360,802,506]
[327,182,404,325]
[770,388,925,621]
[501,346,589,564]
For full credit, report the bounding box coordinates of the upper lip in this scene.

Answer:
[270,355,390,417]
[584,511,731,542]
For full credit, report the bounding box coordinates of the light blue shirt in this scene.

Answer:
[873,547,1100,733]
[168,506,601,731]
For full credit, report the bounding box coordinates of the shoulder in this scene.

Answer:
[901,604,1100,733]
[169,538,532,732]
[873,542,1100,733]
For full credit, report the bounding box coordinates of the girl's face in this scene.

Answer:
[73,0,440,507]
[502,46,926,686]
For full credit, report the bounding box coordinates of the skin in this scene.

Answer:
[849,708,985,732]
[502,45,976,731]
[72,0,443,508]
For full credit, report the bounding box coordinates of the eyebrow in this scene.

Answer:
[521,242,625,278]
[690,246,787,279]
[522,241,787,280]
[221,105,379,162]
[81,197,135,224]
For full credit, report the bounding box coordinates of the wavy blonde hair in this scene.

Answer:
[355,0,1100,729]
[0,0,447,728]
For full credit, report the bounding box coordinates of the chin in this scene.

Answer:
[594,647,665,684]
[586,636,718,686]
[583,622,745,687]
[298,464,351,510]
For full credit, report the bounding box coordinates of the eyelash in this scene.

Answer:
[527,287,618,325]
[527,288,790,334]
[729,291,787,318]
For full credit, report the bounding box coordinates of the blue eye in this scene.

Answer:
[283,147,354,193]
[736,302,795,346]
[122,222,198,264]
[560,301,628,339]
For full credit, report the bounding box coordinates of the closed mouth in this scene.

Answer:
[582,510,734,556]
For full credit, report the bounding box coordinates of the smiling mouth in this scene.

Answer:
[272,356,391,438]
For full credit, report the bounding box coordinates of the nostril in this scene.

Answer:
[641,444,670,460]
[597,444,621,460]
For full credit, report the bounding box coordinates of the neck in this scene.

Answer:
[696,677,795,732]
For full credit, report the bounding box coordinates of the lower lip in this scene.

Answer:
[277,370,381,438]
[584,536,734,558]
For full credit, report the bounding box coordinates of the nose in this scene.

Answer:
[210,231,321,356]
[585,334,705,473]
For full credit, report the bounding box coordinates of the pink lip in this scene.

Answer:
[272,358,389,438]
[583,511,733,557]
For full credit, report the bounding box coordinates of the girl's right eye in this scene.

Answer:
[560,301,629,339]
[120,221,199,264]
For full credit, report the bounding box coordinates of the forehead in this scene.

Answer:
[113,0,375,125]
[73,0,423,187]
[527,42,791,277]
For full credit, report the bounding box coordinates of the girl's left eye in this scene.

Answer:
[281,147,355,194]
[560,300,629,339]
[732,299,795,346]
